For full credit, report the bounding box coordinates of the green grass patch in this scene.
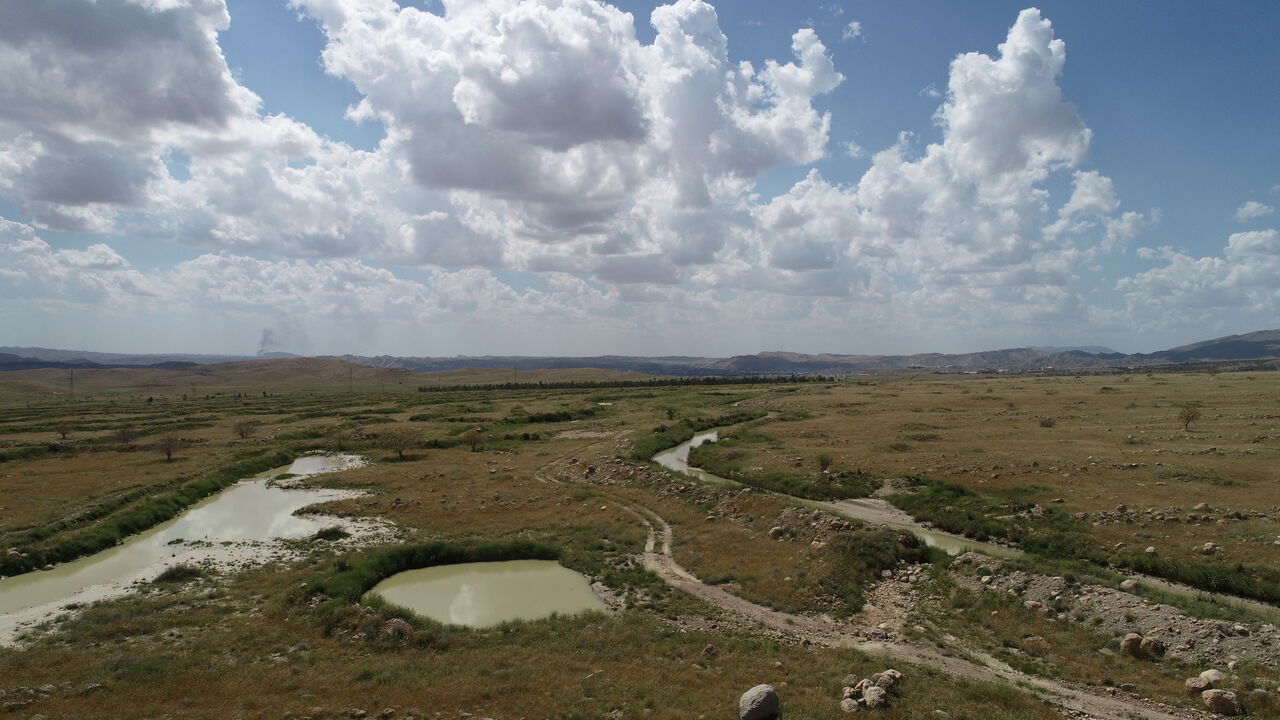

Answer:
[686,432,877,500]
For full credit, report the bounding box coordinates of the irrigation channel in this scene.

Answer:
[0,453,368,642]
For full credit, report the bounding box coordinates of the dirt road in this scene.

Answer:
[601,489,1209,720]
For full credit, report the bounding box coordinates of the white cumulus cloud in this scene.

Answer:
[1236,200,1275,222]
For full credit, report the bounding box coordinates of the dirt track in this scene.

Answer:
[588,481,1210,720]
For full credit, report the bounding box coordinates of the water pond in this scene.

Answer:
[366,559,605,628]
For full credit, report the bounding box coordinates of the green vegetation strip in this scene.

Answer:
[0,450,296,577]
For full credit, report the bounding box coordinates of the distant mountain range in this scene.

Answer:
[4,330,1280,376]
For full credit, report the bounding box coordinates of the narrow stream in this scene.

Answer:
[652,429,1280,619]
[0,454,366,623]
[653,430,1018,557]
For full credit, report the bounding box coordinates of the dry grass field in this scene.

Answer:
[1,362,1278,719]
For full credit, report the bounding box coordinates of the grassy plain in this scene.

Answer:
[1,361,1278,718]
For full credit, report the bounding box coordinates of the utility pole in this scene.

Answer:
[69,368,75,401]
[348,367,353,393]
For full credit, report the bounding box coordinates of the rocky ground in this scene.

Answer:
[951,552,1280,668]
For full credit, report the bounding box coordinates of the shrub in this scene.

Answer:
[1177,404,1202,431]
[153,564,206,584]
[310,526,350,542]
[231,419,257,439]
[816,452,834,471]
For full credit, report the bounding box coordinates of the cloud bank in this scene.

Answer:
[1,1,1274,353]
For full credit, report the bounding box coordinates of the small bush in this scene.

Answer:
[153,564,206,584]
[311,526,350,542]
[816,452,833,471]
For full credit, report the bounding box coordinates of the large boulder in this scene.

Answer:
[1022,636,1051,655]
[1139,636,1166,658]
[1200,669,1228,686]
[1120,633,1144,656]
[1202,689,1239,716]
[739,684,780,720]
[862,686,888,709]
[839,698,860,713]
[1186,677,1212,695]
[876,669,904,692]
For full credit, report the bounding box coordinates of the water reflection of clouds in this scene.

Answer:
[162,483,329,541]
[0,472,351,614]
[654,431,718,472]
[287,455,363,476]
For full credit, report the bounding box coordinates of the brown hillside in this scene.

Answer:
[0,358,655,399]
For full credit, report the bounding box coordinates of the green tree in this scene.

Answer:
[383,427,420,459]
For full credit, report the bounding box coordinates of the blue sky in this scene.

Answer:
[1,0,1278,357]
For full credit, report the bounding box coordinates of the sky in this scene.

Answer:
[1,0,1278,358]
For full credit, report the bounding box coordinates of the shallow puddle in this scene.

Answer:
[366,559,605,628]
[0,454,365,617]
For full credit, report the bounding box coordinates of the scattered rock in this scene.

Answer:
[876,669,903,692]
[380,618,413,640]
[1119,579,1137,591]
[838,670,904,711]
[768,526,784,540]
[739,684,779,720]
[1202,689,1239,715]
